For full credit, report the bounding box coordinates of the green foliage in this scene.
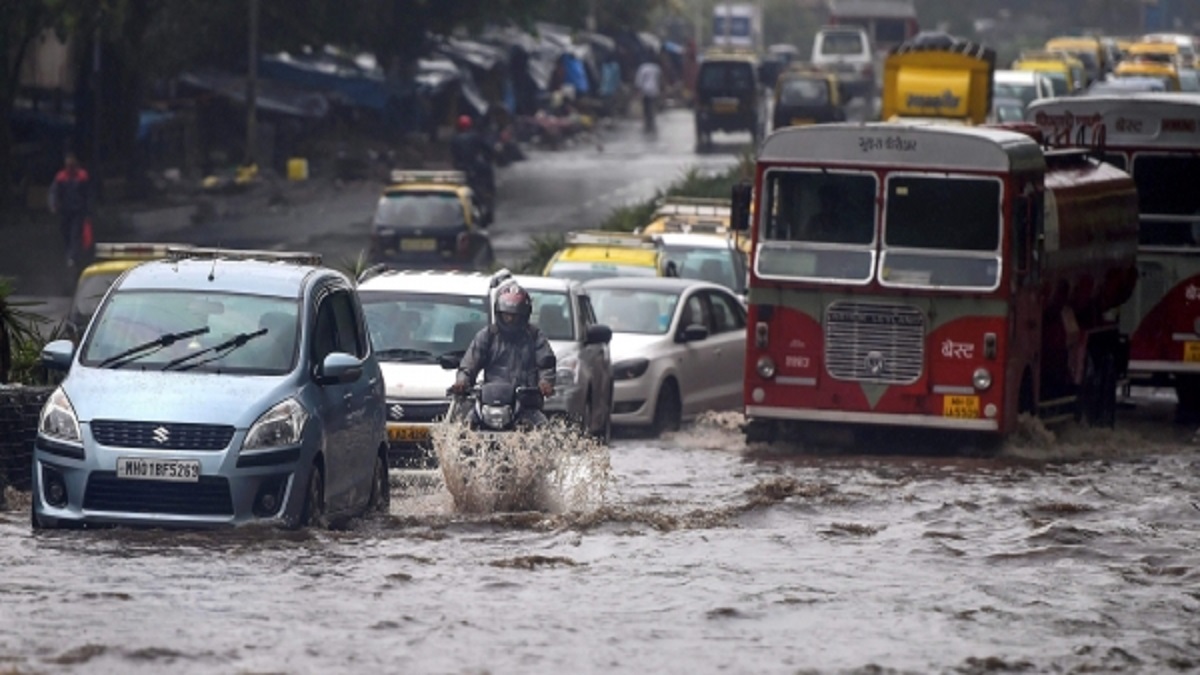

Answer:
[513,233,566,275]
[332,249,372,286]
[9,319,66,387]
[0,277,52,385]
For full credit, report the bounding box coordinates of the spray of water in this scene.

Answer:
[430,416,611,515]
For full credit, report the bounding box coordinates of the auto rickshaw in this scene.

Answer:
[771,66,846,131]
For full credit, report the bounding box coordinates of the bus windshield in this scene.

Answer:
[881,175,1002,290]
[1130,154,1200,248]
[756,170,877,283]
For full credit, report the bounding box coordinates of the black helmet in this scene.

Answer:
[495,284,532,334]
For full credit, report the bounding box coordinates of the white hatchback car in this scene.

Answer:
[583,277,747,435]
[357,269,614,468]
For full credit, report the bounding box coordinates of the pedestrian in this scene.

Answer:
[634,56,663,133]
[48,152,92,268]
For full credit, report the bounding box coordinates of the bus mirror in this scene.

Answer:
[731,182,752,232]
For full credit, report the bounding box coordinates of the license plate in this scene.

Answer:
[713,99,739,114]
[116,457,201,482]
[1184,342,1200,363]
[942,395,980,419]
[791,117,816,126]
[400,238,437,252]
[388,424,430,442]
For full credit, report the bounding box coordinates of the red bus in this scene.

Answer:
[730,123,1138,443]
[1030,94,1200,420]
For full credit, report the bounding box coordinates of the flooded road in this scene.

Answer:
[3,393,1198,674]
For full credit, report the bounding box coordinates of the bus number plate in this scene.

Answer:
[1184,342,1200,363]
[942,395,980,419]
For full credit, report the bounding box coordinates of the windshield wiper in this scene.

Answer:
[161,328,267,372]
[376,347,435,363]
[98,326,210,369]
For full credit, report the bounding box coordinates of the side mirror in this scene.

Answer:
[585,324,613,345]
[438,352,463,370]
[731,181,752,232]
[41,339,75,371]
[678,324,709,343]
[316,352,363,385]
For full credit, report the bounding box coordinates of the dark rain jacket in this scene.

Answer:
[456,324,556,389]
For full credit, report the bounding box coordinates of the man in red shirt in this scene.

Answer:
[48,152,92,268]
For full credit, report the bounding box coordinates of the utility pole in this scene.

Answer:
[245,0,259,165]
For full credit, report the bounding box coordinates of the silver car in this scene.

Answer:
[584,277,746,435]
[33,248,389,529]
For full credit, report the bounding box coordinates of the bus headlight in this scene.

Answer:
[756,355,776,379]
[972,368,992,392]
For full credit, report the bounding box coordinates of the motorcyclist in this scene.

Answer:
[449,114,496,220]
[451,284,556,427]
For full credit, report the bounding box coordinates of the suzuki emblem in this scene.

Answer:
[152,426,171,444]
[865,350,885,376]
[390,404,406,420]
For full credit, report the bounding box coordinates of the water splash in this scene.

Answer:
[430,417,610,515]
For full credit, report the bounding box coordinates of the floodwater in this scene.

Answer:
[1,393,1199,674]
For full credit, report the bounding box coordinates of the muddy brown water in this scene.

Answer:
[1,393,1198,674]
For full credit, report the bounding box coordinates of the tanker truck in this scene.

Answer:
[728,122,1138,444]
[881,34,995,125]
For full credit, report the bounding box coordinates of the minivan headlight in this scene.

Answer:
[613,358,650,380]
[557,355,580,387]
[39,387,81,443]
[243,398,308,450]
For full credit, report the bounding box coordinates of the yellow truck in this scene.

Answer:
[1013,50,1086,93]
[881,36,995,125]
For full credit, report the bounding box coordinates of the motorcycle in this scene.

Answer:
[441,381,549,513]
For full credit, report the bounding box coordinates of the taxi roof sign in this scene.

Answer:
[389,169,466,185]
[654,196,733,218]
[564,230,657,249]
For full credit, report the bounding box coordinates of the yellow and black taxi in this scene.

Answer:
[369,170,495,270]
[65,242,191,342]
[771,66,846,131]
[543,231,675,282]
[637,196,750,255]
[694,48,766,149]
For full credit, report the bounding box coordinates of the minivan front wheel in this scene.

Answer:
[301,464,326,528]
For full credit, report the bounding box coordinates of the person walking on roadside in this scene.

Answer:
[48,152,92,268]
[634,56,664,133]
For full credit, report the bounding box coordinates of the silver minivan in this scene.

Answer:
[811,26,876,101]
[33,248,389,529]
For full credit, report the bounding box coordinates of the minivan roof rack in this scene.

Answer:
[388,169,466,185]
[167,246,322,266]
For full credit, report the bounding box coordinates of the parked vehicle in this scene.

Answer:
[651,232,748,300]
[34,248,388,529]
[731,122,1138,444]
[992,69,1055,113]
[584,277,747,435]
[694,49,766,149]
[1029,93,1200,422]
[368,170,495,271]
[357,269,613,468]
[64,242,192,342]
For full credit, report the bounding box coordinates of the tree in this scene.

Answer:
[0,1,55,212]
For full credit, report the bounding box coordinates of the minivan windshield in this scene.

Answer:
[360,291,489,361]
[82,291,300,374]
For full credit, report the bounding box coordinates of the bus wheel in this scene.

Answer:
[1174,375,1200,424]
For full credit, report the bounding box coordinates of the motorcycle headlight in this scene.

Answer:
[556,355,580,387]
[39,387,81,444]
[482,405,512,430]
[243,398,308,450]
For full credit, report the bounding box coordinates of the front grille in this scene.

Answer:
[83,472,233,516]
[387,401,450,423]
[91,420,235,451]
[824,301,925,385]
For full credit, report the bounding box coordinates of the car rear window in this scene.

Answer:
[819,32,865,56]
[780,78,830,105]
[699,62,755,92]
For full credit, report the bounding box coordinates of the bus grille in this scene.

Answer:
[824,301,925,384]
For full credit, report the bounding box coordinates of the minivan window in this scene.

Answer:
[819,32,865,56]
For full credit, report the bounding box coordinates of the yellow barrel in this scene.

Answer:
[287,157,309,181]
